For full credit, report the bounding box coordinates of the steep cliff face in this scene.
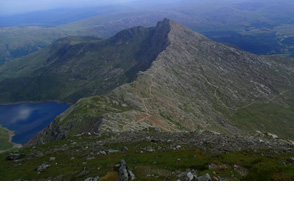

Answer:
[27,19,294,146]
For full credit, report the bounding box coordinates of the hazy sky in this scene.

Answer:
[0,0,137,15]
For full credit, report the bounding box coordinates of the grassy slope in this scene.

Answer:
[230,87,294,139]
[0,126,13,151]
[0,25,167,104]
[1,133,294,181]
[0,27,69,66]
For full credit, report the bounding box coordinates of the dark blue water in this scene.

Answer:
[0,102,69,144]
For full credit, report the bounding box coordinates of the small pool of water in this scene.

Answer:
[0,102,70,144]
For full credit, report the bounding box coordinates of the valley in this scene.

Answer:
[1,2,294,181]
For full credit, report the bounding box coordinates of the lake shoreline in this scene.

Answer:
[0,101,70,144]
[0,128,22,154]
[0,100,72,106]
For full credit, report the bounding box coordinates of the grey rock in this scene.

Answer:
[6,154,25,161]
[75,170,90,178]
[288,157,294,162]
[36,151,44,157]
[49,157,56,162]
[255,130,264,136]
[144,146,155,152]
[121,146,128,152]
[107,149,120,154]
[197,173,212,181]
[97,151,107,155]
[120,159,127,166]
[154,127,161,132]
[186,172,197,181]
[174,145,182,150]
[86,157,95,161]
[218,177,228,181]
[37,163,51,172]
[287,140,294,145]
[13,149,20,153]
[84,177,93,181]
[128,170,135,180]
[266,133,279,139]
[93,176,100,181]
[258,139,264,143]
[114,160,135,181]
[118,166,129,181]
[84,176,100,181]
[234,164,249,177]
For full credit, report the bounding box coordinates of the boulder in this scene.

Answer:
[114,160,135,181]
[174,145,181,150]
[37,163,51,172]
[234,164,249,177]
[97,150,107,155]
[197,173,212,181]
[84,176,100,181]
[186,171,197,181]
[121,146,128,152]
[6,153,25,161]
[212,176,219,181]
[266,133,279,139]
[75,169,90,178]
[86,157,95,161]
[107,149,120,154]
[118,166,129,181]
[287,140,294,146]
[49,157,56,162]
[143,146,155,152]
[255,130,264,136]
[288,157,294,163]
[128,170,135,180]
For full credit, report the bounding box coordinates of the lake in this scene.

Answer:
[0,102,70,144]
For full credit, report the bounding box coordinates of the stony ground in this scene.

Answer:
[1,129,294,181]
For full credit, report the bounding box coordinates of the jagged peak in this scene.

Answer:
[154,18,207,44]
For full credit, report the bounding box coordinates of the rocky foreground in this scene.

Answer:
[1,129,294,181]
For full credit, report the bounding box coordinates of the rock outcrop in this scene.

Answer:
[114,160,135,181]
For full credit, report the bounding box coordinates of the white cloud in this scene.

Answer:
[9,105,34,124]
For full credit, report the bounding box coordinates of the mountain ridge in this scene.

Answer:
[0,20,172,104]
[26,19,294,146]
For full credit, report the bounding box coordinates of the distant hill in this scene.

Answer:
[26,19,294,146]
[0,7,121,27]
[0,23,170,104]
[1,0,294,65]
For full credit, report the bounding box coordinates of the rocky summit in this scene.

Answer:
[1,19,294,181]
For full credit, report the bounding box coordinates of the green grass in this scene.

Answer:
[230,88,294,140]
[0,26,161,104]
[0,26,69,66]
[1,133,294,181]
[0,126,13,151]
